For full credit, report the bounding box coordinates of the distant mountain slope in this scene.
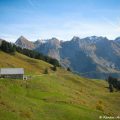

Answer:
[36,37,61,60]
[63,37,120,78]
[15,36,120,78]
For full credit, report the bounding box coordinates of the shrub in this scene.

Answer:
[44,68,48,74]
[0,100,5,105]
[67,67,71,72]
[52,65,57,71]
[109,84,114,92]
[96,100,104,111]
[20,110,32,119]
[107,76,120,92]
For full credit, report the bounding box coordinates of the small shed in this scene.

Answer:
[0,68,24,79]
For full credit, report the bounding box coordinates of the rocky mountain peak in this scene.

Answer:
[16,36,29,43]
[71,36,80,41]
[51,37,59,41]
[19,35,26,39]
[47,38,61,48]
[84,36,108,41]
[15,36,35,49]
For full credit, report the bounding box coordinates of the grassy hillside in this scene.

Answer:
[0,51,52,75]
[0,51,120,120]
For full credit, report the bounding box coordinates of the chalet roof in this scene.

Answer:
[0,68,24,75]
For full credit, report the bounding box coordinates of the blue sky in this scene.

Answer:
[0,0,120,42]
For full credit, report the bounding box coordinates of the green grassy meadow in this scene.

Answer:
[0,51,120,120]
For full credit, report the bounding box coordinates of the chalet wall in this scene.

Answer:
[0,74,23,79]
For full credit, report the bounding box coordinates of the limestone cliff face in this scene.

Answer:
[15,36,120,78]
[15,36,35,49]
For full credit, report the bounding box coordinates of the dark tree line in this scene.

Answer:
[107,76,120,92]
[0,40,60,67]
[0,40,16,54]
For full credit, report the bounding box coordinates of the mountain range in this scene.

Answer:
[6,35,120,79]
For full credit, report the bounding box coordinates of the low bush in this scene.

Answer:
[96,100,104,111]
